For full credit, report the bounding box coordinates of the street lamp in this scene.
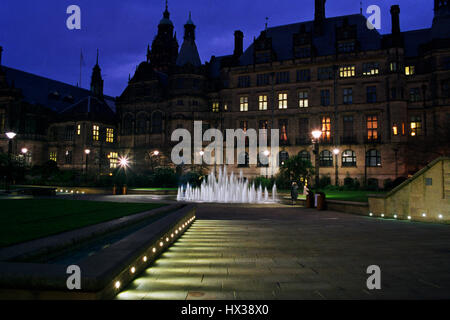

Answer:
[84,149,91,174]
[118,156,130,169]
[5,132,16,193]
[333,148,340,186]
[311,130,322,188]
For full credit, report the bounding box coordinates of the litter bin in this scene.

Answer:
[316,192,326,210]
[306,192,314,208]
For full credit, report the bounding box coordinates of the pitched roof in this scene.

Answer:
[239,14,382,65]
[1,66,115,112]
[176,40,202,67]
[58,96,115,124]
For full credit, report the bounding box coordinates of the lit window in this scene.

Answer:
[390,62,398,72]
[258,95,268,110]
[405,66,415,76]
[342,150,356,167]
[298,91,309,108]
[239,96,248,112]
[278,93,288,109]
[410,116,422,136]
[392,124,398,136]
[321,117,331,141]
[49,151,57,162]
[223,104,228,111]
[366,149,381,167]
[109,152,118,169]
[339,65,355,78]
[92,125,99,141]
[212,102,219,112]
[77,124,81,135]
[367,115,378,141]
[279,119,288,143]
[106,128,114,143]
[363,62,380,76]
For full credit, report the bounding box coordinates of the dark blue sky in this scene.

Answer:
[0,0,434,97]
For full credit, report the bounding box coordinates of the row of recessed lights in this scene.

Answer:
[369,212,444,220]
[58,189,85,194]
[113,215,196,291]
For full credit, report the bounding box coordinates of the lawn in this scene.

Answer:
[0,199,166,247]
[298,190,386,202]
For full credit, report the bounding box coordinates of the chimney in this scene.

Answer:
[234,30,244,57]
[390,5,400,34]
[0,46,3,66]
[314,0,326,34]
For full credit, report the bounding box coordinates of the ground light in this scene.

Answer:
[114,215,196,296]
[439,214,443,219]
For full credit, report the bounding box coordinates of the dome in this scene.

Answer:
[159,17,173,26]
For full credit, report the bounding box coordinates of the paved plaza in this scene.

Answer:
[116,204,450,300]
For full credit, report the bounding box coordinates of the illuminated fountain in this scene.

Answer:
[177,166,277,203]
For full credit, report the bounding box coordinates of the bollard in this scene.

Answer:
[112,184,117,195]
[122,184,127,195]
[306,193,314,208]
[317,192,326,210]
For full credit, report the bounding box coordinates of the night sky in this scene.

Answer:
[0,0,434,97]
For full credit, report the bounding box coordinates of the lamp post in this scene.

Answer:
[21,148,28,167]
[311,130,322,188]
[5,132,16,193]
[84,149,91,174]
[263,150,270,178]
[333,148,340,186]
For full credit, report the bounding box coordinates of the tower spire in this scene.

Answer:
[96,49,99,65]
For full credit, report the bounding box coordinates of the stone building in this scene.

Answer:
[1,0,449,187]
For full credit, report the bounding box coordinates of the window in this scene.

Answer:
[297,69,311,82]
[279,119,288,143]
[137,115,147,134]
[109,152,118,169]
[92,125,99,141]
[294,47,311,58]
[278,93,288,109]
[366,86,377,103]
[259,120,268,129]
[392,123,398,136]
[258,95,268,110]
[257,73,270,86]
[320,90,330,106]
[77,124,81,135]
[106,128,114,143]
[298,118,309,143]
[410,116,422,136]
[391,87,397,100]
[343,88,353,104]
[192,100,199,106]
[64,126,74,141]
[338,41,355,53]
[298,91,309,108]
[223,103,228,111]
[276,72,290,84]
[257,152,269,167]
[442,80,450,97]
[279,151,289,166]
[390,62,398,72]
[405,65,415,76]
[65,150,72,164]
[298,150,310,162]
[366,149,381,167]
[123,114,133,134]
[363,62,380,76]
[339,65,355,78]
[240,120,248,133]
[321,117,331,141]
[343,116,354,142]
[367,115,378,141]
[240,96,249,112]
[342,150,356,167]
[212,102,219,113]
[238,76,251,88]
[319,150,333,167]
[177,100,184,106]
[410,88,421,102]
[318,67,334,80]
[152,112,163,133]
[49,151,57,162]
